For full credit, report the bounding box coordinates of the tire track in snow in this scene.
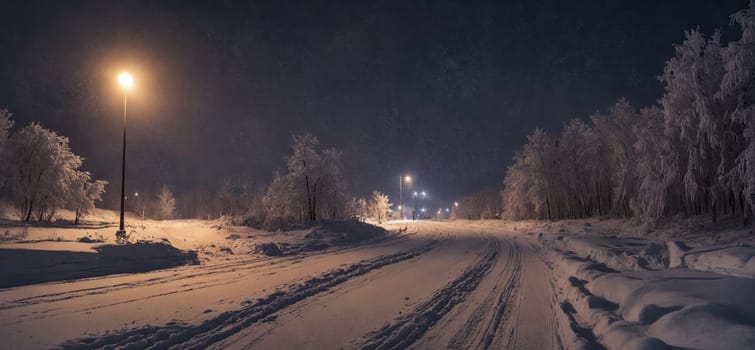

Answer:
[1,230,415,312]
[358,236,501,350]
[503,240,560,350]
[443,237,521,350]
[58,238,440,350]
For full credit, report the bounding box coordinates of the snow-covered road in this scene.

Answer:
[0,222,559,349]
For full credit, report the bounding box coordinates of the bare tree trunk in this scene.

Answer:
[24,198,33,222]
[312,178,320,221]
[750,113,755,234]
[305,175,313,222]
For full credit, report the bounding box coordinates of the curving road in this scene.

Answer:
[0,221,560,349]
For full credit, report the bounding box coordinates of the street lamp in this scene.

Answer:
[399,175,412,219]
[116,72,133,240]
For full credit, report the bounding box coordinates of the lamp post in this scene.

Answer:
[412,191,418,220]
[400,175,411,219]
[116,72,133,239]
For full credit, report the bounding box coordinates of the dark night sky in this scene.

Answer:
[0,0,747,205]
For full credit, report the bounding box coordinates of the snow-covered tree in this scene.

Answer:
[580,99,643,217]
[239,179,266,225]
[350,197,369,221]
[287,134,321,221]
[556,118,596,218]
[317,148,349,220]
[8,123,84,221]
[157,184,176,220]
[631,107,675,217]
[719,1,755,226]
[215,178,237,217]
[0,109,14,190]
[501,3,755,224]
[0,109,11,144]
[263,134,350,226]
[454,187,501,220]
[367,191,391,224]
[501,128,558,220]
[660,29,730,222]
[178,188,215,220]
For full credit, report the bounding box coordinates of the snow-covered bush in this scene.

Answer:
[157,184,176,220]
[350,197,369,222]
[66,171,107,224]
[367,191,391,224]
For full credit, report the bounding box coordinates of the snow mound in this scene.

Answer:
[304,220,387,243]
[0,242,198,289]
[253,220,388,257]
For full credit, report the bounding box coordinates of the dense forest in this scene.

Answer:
[501,3,755,224]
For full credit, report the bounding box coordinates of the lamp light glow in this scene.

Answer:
[118,72,134,89]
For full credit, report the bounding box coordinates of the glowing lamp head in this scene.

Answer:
[118,72,134,89]
[404,175,412,183]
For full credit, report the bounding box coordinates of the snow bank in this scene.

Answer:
[546,233,755,279]
[547,235,669,271]
[592,270,755,349]
[545,234,755,350]
[682,245,755,278]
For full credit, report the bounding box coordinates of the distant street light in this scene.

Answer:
[454,202,459,208]
[116,72,133,240]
